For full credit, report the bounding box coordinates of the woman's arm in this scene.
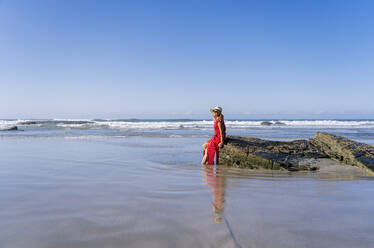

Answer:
[217,120,224,148]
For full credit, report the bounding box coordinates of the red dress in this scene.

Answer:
[203,118,226,165]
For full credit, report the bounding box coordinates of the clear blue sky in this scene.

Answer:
[1,0,373,119]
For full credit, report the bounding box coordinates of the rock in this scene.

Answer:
[19,121,38,125]
[260,121,272,126]
[311,132,374,173]
[275,121,286,125]
[220,135,327,171]
[220,132,374,174]
[0,126,18,131]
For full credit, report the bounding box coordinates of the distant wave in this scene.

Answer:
[1,119,374,130]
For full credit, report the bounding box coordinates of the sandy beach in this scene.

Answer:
[1,135,374,248]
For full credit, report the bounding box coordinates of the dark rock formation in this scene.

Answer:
[311,132,374,172]
[275,121,286,125]
[220,132,374,174]
[260,121,272,126]
[0,126,18,131]
[19,121,38,125]
[220,136,326,171]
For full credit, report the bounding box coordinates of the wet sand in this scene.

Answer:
[1,137,374,248]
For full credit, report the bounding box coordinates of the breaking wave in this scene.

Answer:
[1,119,374,131]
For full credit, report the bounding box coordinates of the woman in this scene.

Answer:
[201,106,226,165]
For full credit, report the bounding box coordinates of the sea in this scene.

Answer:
[1,119,374,248]
[1,118,374,143]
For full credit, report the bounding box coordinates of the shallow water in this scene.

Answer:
[1,137,374,248]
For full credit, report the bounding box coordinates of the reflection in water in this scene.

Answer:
[202,165,243,248]
[202,165,227,223]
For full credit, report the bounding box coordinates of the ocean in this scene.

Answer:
[1,118,374,144]
[1,119,374,247]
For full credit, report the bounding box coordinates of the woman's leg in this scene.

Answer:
[201,148,208,165]
[202,142,209,151]
[201,142,210,165]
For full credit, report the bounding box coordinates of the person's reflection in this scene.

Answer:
[202,164,227,223]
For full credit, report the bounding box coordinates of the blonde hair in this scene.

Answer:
[216,112,224,120]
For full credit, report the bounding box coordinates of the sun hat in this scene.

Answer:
[210,106,222,113]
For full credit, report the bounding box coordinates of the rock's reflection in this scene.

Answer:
[202,165,227,223]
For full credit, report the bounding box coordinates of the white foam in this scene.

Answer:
[2,119,374,130]
[68,120,374,129]
[0,120,19,129]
